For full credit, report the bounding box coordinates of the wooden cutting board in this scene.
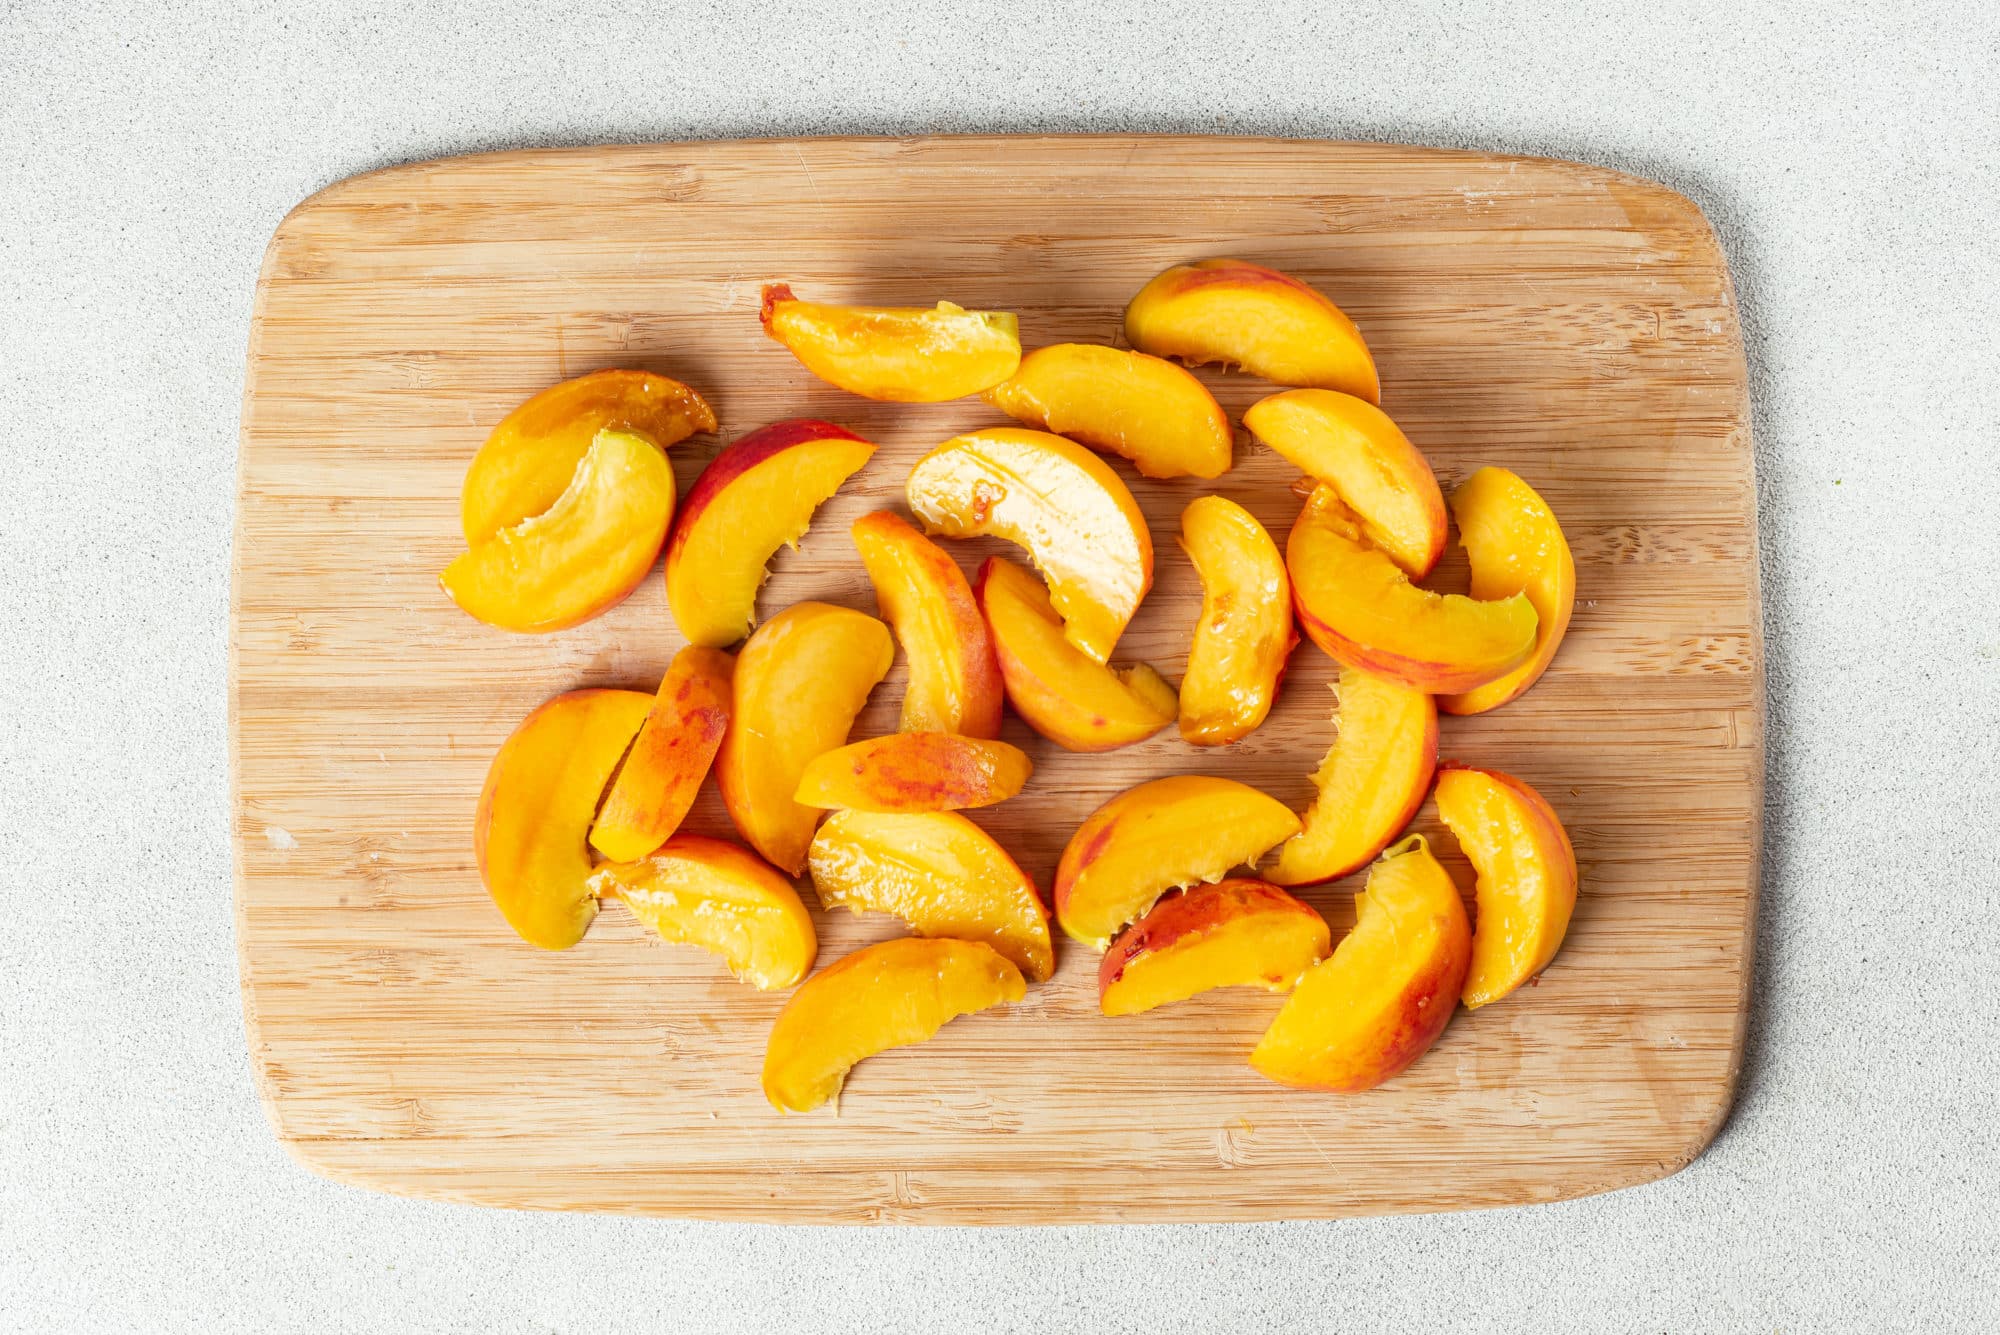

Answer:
[232,136,1760,1223]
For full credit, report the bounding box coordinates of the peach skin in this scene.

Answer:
[907,427,1152,664]
[1288,484,1538,694]
[459,368,715,546]
[981,343,1233,479]
[1243,389,1447,577]
[1267,668,1437,887]
[1124,259,1380,403]
[442,428,676,633]
[587,646,734,863]
[760,283,1020,402]
[762,937,1026,1113]
[1053,775,1302,950]
[1439,467,1577,715]
[665,419,876,648]
[1178,496,1295,746]
[975,558,1178,752]
[1435,766,1579,1009]
[589,835,816,990]
[1251,835,1473,1092]
[794,733,1031,813]
[715,602,894,874]
[808,809,1055,981]
[473,688,654,950]
[1098,880,1330,1018]
[851,511,1004,738]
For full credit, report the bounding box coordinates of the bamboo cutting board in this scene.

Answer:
[232,136,1760,1223]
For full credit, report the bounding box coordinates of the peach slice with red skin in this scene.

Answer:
[588,835,816,990]
[762,937,1026,1113]
[851,511,1004,738]
[1435,766,1579,1008]
[474,688,654,950]
[1439,467,1577,715]
[1289,484,1538,694]
[907,427,1153,665]
[1251,835,1472,1092]
[981,343,1233,479]
[1124,259,1380,403]
[794,733,1031,813]
[1053,775,1301,950]
[760,284,1021,402]
[665,420,876,648]
[1098,880,1330,1017]
[1178,496,1295,746]
[587,646,734,863]
[808,809,1055,981]
[715,602,894,874]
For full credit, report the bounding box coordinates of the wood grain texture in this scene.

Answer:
[231,136,1760,1222]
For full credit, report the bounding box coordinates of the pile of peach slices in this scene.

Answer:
[453,260,1580,1113]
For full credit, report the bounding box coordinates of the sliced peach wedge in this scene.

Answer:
[975,558,1177,752]
[1099,880,1329,1018]
[1054,775,1301,950]
[1251,835,1472,1092]
[1439,467,1577,716]
[981,343,1233,479]
[1435,766,1579,1009]
[665,420,876,648]
[1178,496,1295,746]
[762,937,1026,1113]
[760,284,1020,402]
[715,602,894,874]
[588,835,816,990]
[907,427,1152,665]
[851,511,1004,738]
[587,645,734,863]
[795,733,1031,813]
[1289,484,1537,694]
[808,809,1054,981]
[1125,259,1380,403]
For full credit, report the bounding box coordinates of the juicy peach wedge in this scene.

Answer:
[589,835,816,990]
[762,937,1026,1113]
[975,558,1177,752]
[761,284,1020,402]
[1436,766,1579,1008]
[795,733,1031,813]
[1099,880,1329,1018]
[1125,259,1380,403]
[1439,468,1577,715]
[981,343,1233,479]
[1251,836,1472,1092]
[474,688,654,950]
[851,511,1004,738]
[665,420,876,648]
[1054,775,1301,950]
[587,646,734,863]
[1178,496,1295,746]
[808,809,1054,981]
[908,427,1152,664]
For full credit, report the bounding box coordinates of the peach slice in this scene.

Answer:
[1267,668,1438,887]
[1243,389,1447,577]
[588,835,816,990]
[1288,485,1537,694]
[760,283,1020,402]
[907,427,1153,664]
[459,368,714,546]
[1098,880,1330,1018]
[1053,775,1301,950]
[1435,766,1579,1009]
[975,558,1177,752]
[1178,496,1295,746]
[1124,259,1380,402]
[1251,835,1472,1091]
[808,809,1054,981]
[762,937,1025,1113]
[794,733,1031,813]
[1439,468,1577,715]
[851,511,1004,738]
[442,428,676,633]
[473,688,654,950]
[586,646,734,863]
[981,343,1233,479]
[665,419,876,648]
[715,602,894,874]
